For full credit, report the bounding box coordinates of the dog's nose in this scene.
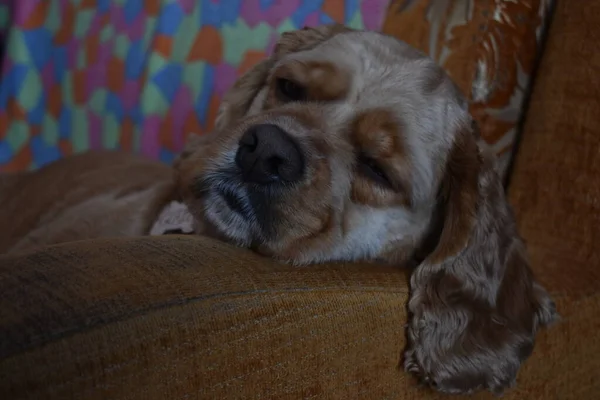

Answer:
[235,124,304,184]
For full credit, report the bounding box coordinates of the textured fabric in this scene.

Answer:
[507,0,600,394]
[3,1,600,397]
[381,0,554,177]
[508,1,600,303]
[0,0,390,172]
[0,235,595,400]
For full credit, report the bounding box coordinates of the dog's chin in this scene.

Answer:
[201,189,257,247]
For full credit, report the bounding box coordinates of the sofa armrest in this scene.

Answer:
[0,236,586,399]
[0,236,413,399]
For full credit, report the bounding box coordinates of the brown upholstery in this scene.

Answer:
[0,235,589,400]
[508,0,600,303]
[0,237,411,399]
[2,1,600,399]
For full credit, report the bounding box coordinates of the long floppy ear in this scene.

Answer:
[213,58,273,132]
[174,58,271,170]
[404,122,558,394]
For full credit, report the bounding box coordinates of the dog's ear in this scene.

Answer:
[405,121,558,394]
[213,58,272,132]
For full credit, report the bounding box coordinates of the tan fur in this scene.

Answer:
[351,109,412,207]
[270,60,350,102]
[175,25,557,395]
[0,151,174,254]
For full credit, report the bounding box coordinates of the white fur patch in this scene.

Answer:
[150,201,195,235]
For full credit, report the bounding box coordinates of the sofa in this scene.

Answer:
[1,1,599,399]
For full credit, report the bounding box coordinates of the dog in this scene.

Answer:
[0,151,175,253]
[0,25,556,395]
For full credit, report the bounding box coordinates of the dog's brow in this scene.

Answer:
[350,108,413,204]
[274,60,349,101]
[352,109,405,158]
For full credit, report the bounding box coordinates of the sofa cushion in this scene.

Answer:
[509,0,600,301]
[0,235,596,399]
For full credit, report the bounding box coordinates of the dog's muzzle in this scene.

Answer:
[198,123,305,236]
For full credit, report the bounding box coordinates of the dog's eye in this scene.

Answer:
[276,78,306,102]
[358,154,392,187]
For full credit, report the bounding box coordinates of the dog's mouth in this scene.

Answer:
[191,172,260,244]
[219,187,251,219]
[191,163,290,245]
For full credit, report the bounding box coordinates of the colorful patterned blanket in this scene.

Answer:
[0,1,554,180]
[0,0,390,171]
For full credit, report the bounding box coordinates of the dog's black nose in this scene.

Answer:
[235,124,304,184]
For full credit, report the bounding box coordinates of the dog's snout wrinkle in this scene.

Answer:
[235,124,305,184]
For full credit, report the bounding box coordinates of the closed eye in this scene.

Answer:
[275,78,307,102]
[357,153,393,188]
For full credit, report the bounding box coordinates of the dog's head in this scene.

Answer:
[176,25,557,393]
[176,25,472,265]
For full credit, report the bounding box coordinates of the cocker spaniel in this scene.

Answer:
[175,25,557,394]
[0,25,556,395]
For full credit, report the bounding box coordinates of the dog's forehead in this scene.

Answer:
[291,32,437,100]
[336,31,429,68]
[283,32,455,133]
